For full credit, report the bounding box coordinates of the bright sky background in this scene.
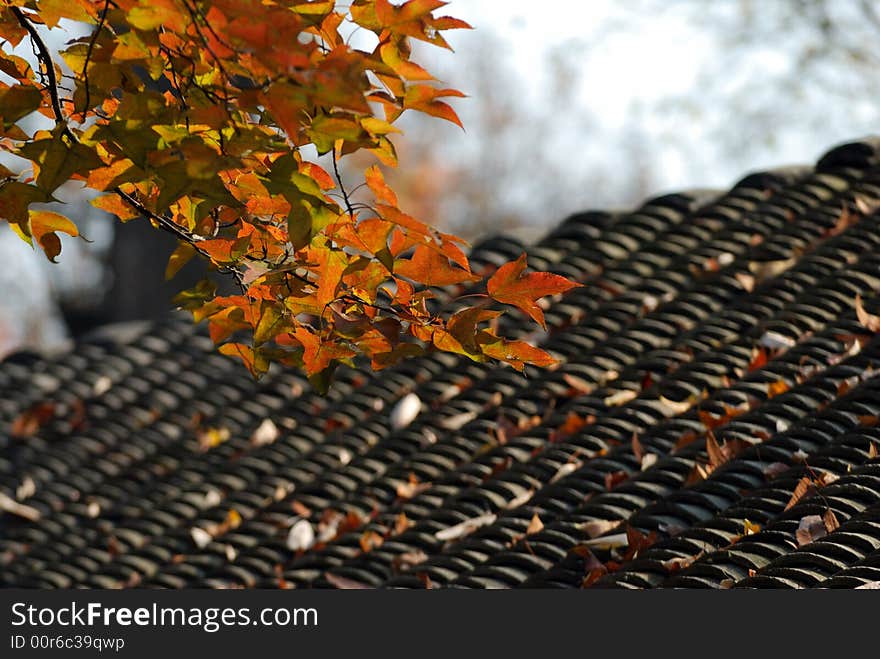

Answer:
[411,0,877,200]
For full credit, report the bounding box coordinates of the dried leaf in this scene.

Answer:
[604,389,637,407]
[10,402,56,438]
[785,476,814,510]
[604,470,628,490]
[578,519,619,539]
[0,491,41,522]
[855,294,880,332]
[563,373,594,395]
[390,392,421,429]
[526,513,544,536]
[325,573,371,589]
[250,418,279,446]
[435,513,497,542]
[796,514,827,546]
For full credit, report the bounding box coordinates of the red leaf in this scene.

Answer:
[487,253,580,328]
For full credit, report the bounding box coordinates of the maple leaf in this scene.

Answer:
[487,253,581,328]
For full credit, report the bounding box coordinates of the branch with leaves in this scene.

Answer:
[0,0,579,389]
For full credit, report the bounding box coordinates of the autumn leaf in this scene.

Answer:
[21,210,79,262]
[855,294,880,332]
[1,0,576,392]
[291,326,355,375]
[487,253,580,328]
[395,243,480,287]
[10,401,56,438]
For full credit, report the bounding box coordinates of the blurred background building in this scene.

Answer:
[2,0,879,356]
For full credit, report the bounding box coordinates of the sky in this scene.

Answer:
[408,0,878,199]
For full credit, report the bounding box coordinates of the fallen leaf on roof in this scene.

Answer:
[396,473,431,500]
[549,412,593,442]
[505,489,534,510]
[767,379,789,398]
[760,330,796,350]
[604,470,628,490]
[563,373,594,395]
[190,527,212,549]
[93,375,112,396]
[748,346,769,371]
[785,476,815,510]
[394,512,412,535]
[604,389,637,407]
[526,513,544,536]
[825,205,859,237]
[763,462,789,479]
[868,442,878,459]
[550,460,581,484]
[197,426,230,451]
[743,519,761,535]
[855,293,880,332]
[734,272,755,292]
[796,514,829,546]
[582,533,630,551]
[823,509,840,533]
[435,513,497,542]
[325,573,370,589]
[624,526,657,559]
[10,401,56,438]
[390,392,421,429]
[250,418,279,446]
[698,403,748,430]
[685,462,710,485]
[359,530,384,553]
[291,500,311,517]
[0,492,41,522]
[439,410,476,430]
[286,520,315,552]
[749,258,795,281]
[578,518,619,539]
[631,434,645,462]
[392,550,428,573]
[662,552,702,573]
[659,395,693,415]
[15,477,35,501]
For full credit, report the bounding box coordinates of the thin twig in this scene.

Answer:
[80,0,111,120]
[11,7,75,141]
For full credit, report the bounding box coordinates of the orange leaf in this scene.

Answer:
[855,294,880,332]
[487,253,580,328]
[395,244,479,287]
[364,164,398,206]
[24,210,79,262]
[292,326,355,375]
[480,338,558,371]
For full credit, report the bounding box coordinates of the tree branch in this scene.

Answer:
[11,7,75,142]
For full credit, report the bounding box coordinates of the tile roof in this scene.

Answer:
[3,139,880,589]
